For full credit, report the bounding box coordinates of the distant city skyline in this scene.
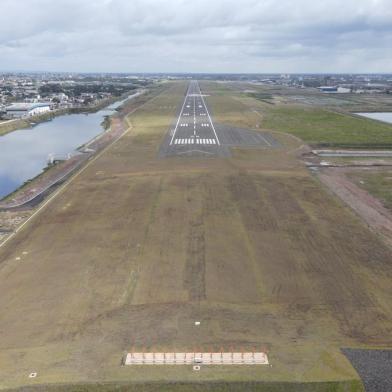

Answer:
[1,0,392,73]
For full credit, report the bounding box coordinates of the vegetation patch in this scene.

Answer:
[247,92,274,104]
[348,170,392,211]
[262,106,392,148]
[0,118,30,136]
[2,380,364,392]
[0,81,390,390]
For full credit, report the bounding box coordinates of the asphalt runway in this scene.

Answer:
[159,81,279,158]
[215,124,280,148]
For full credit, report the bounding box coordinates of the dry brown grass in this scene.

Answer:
[0,81,390,391]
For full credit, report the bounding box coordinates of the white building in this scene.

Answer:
[6,102,51,118]
[50,93,68,102]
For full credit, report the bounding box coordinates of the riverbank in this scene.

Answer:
[0,83,169,246]
[0,87,153,209]
[0,89,138,137]
[0,118,30,136]
[0,114,130,210]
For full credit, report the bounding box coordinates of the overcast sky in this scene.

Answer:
[1,0,392,73]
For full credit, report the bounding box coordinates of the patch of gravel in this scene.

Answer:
[318,168,392,246]
[342,348,392,392]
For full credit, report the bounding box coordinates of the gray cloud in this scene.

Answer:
[0,0,391,72]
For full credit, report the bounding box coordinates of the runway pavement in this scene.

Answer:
[159,81,279,158]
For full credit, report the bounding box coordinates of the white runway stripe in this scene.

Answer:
[174,138,218,145]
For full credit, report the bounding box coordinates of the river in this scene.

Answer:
[0,92,138,200]
[356,112,392,124]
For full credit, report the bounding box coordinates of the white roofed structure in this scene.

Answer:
[6,102,51,118]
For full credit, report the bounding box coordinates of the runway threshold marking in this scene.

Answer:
[174,138,217,145]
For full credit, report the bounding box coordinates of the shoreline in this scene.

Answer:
[0,89,146,208]
[0,89,137,137]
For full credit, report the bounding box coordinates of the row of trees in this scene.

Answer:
[39,83,137,97]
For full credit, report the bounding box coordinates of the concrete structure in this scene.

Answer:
[125,352,269,365]
[6,102,51,118]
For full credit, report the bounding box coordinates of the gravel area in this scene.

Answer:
[342,348,392,392]
[318,167,392,247]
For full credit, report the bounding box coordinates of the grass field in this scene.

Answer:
[262,107,392,148]
[3,381,363,392]
[214,82,392,148]
[348,169,392,211]
[0,118,30,136]
[229,81,392,112]
[0,81,391,391]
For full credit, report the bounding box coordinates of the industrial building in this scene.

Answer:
[318,86,338,92]
[5,102,51,118]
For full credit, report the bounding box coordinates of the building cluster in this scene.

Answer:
[165,73,392,94]
[0,73,149,120]
[249,74,392,94]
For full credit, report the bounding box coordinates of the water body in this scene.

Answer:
[0,93,137,199]
[356,112,392,124]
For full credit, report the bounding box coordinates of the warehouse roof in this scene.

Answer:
[6,102,51,111]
